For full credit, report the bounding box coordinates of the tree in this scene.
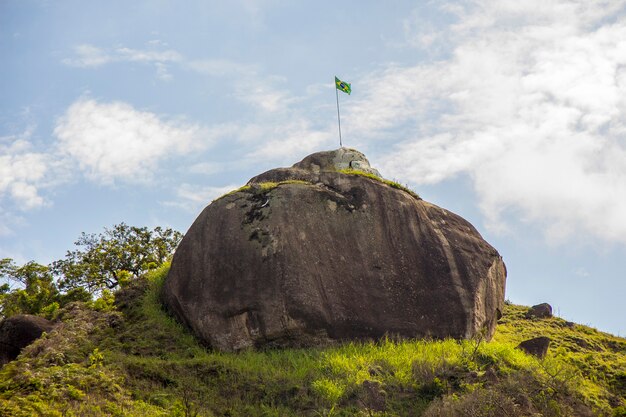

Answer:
[0,259,56,317]
[0,258,14,297]
[0,259,89,319]
[52,223,182,294]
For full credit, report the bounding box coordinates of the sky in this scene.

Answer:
[1,0,625,336]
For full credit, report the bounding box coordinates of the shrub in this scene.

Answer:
[423,388,520,417]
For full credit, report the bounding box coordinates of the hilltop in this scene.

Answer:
[0,264,624,416]
[1,149,625,416]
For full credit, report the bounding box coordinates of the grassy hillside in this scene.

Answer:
[1,264,624,416]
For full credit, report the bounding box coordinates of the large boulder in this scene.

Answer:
[0,314,55,365]
[163,148,506,351]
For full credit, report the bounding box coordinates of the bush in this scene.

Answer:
[423,389,520,417]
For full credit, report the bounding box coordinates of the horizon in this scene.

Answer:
[1,1,625,336]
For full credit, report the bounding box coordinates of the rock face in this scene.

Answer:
[0,314,54,365]
[163,148,506,351]
[293,148,381,177]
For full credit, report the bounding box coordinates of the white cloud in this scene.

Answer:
[354,0,626,244]
[63,43,181,79]
[238,82,292,113]
[67,44,295,111]
[573,267,590,278]
[155,63,173,81]
[245,120,334,161]
[115,47,181,63]
[1,99,237,227]
[162,183,240,212]
[186,162,223,175]
[187,59,256,77]
[186,58,333,162]
[62,44,112,68]
[64,44,182,68]
[0,131,53,210]
[188,59,294,113]
[0,213,12,237]
[54,99,206,184]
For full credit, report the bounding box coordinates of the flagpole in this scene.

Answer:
[335,81,343,148]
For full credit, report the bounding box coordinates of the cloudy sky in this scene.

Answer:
[1,0,625,335]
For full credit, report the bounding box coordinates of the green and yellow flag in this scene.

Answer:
[335,76,351,95]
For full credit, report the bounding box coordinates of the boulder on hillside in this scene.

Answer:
[517,336,551,358]
[525,303,553,319]
[163,148,507,351]
[0,314,55,365]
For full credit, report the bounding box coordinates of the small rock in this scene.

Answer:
[517,336,551,358]
[484,367,499,383]
[359,380,386,412]
[571,337,590,349]
[0,315,55,365]
[608,394,623,408]
[525,303,553,319]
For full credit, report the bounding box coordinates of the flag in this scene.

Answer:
[335,76,351,95]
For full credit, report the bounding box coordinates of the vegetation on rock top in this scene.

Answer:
[214,167,421,203]
[216,180,312,201]
[338,169,421,200]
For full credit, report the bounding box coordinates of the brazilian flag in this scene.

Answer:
[335,76,351,95]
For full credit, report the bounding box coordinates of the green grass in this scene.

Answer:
[493,303,626,412]
[215,171,422,204]
[215,180,312,201]
[338,169,421,200]
[1,267,624,416]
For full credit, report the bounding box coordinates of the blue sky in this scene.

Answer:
[1,0,625,336]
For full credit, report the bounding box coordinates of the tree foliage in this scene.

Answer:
[0,223,182,319]
[0,259,90,319]
[52,223,182,294]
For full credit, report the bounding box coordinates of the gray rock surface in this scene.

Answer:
[292,147,381,177]
[0,314,55,365]
[163,149,506,351]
